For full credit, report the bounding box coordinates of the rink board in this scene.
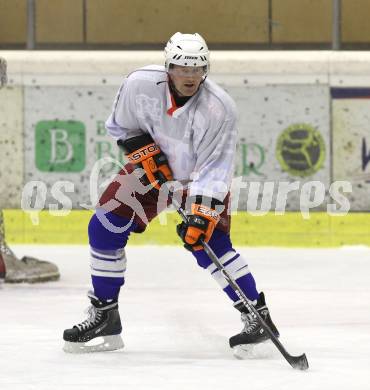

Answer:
[230,84,330,211]
[3,50,370,213]
[0,86,24,208]
[23,85,121,208]
[3,209,370,247]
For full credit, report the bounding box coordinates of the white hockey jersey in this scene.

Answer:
[105,65,237,202]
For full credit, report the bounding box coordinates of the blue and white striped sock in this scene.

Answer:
[88,210,136,300]
[90,247,127,300]
[207,251,259,302]
[192,229,259,303]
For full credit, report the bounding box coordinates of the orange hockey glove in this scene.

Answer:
[176,202,220,251]
[118,133,173,191]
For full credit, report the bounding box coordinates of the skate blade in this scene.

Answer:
[232,340,277,360]
[63,335,124,354]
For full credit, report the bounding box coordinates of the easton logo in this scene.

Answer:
[196,205,220,221]
[184,56,198,60]
[128,143,159,162]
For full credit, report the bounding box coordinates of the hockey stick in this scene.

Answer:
[171,197,309,371]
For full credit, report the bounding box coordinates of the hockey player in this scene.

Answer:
[63,33,279,356]
[0,57,60,284]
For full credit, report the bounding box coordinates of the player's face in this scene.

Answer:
[168,65,205,96]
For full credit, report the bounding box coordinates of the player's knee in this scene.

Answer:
[88,210,134,249]
[192,229,234,269]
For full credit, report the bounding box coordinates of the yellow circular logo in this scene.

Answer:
[276,123,325,177]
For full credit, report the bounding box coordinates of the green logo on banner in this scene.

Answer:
[35,120,86,172]
[276,123,325,177]
[235,141,266,177]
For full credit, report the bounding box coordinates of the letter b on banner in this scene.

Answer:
[35,120,86,172]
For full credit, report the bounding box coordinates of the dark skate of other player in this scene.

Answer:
[0,213,60,284]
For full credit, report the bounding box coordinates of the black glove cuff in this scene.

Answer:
[190,195,223,208]
[117,133,155,155]
[188,195,225,215]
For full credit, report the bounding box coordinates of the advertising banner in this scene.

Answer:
[332,88,370,211]
[22,84,331,212]
[24,85,123,210]
[228,85,330,211]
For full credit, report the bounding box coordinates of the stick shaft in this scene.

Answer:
[174,199,308,370]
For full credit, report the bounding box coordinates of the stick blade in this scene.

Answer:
[289,353,309,370]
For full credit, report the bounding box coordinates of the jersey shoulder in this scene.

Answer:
[126,65,167,84]
[200,78,237,121]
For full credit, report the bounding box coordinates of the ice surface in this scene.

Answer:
[1,245,369,390]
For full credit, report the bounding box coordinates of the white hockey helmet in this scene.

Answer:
[164,32,210,75]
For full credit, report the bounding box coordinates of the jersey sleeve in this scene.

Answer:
[189,106,238,203]
[105,77,144,141]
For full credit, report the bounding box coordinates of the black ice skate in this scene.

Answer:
[63,291,124,353]
[229,292,279,358]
